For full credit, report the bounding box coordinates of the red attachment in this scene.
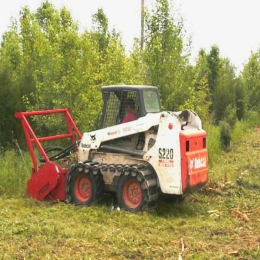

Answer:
[180,130,208,193]
[16,108,82,201]
[27,161,61,200]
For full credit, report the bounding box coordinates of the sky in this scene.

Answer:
[0,0,260,73]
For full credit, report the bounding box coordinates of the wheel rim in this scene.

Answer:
[75,175,92,202]
[123,179,142,209]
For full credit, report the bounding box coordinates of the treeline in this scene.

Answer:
[0,0,260,150]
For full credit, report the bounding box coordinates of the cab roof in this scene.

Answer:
[102,85,159,92]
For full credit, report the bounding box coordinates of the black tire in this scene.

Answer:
[117,174,148,212]
[67,165,104,206]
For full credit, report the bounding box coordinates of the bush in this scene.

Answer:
[219,121,232,151]
[224,104,237,129]
[245,110,260,128]
[232,120,247,144]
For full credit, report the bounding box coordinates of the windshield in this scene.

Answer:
[144,89,161,113]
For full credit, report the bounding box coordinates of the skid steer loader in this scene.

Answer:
[16,85,208,212]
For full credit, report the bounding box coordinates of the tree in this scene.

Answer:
[179,50,211,123]
[207,45,220,96]
[213,58,236,124]
[0,24,25,147]
[242,51,260,112]
[123,39,147,85]
[91,9,109,52]
[144,0,190,108]
[235,77,245,120]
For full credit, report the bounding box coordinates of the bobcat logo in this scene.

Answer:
[90,134,96,141]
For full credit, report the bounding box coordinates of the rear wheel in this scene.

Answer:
[117,175,147,212]
[67,165,104,205]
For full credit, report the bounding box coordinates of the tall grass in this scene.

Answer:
[0,150,31,196]
[205,116,260,166]
[245,110,260,127]
[204,123,222,165]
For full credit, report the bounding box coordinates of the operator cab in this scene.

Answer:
[100,85,162,128]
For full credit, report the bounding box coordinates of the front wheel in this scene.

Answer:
[117,175,147,212]
[67,165,104,205]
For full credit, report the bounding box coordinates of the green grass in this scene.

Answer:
[0,127,260,259]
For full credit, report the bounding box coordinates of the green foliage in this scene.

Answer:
[144,0,190,108]
[235,77,245,120]
[0,150,31,196]
[0,26,24,147]
[207,45,220,95]
[244,110,260,127]
[178,51,212,124]
[0,1,133,148]
[204,123,222,165]
[223,104,237,129]
[242,51,260,111]
[232,120,248,144]
[123,40,147,84]
[0,0,259,151]
[213,59,236,124]
[91,8,109,51]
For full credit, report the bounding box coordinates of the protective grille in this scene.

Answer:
[103,90,138,128]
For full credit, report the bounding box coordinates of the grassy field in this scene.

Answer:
[0,127,259,259]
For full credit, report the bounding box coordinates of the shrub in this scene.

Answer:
[245,110,260,128]
[219,121,232,151]
[232,120,247,144]
[224,104,237,130]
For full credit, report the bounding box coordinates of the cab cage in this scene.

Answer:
[100,85,162,128]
